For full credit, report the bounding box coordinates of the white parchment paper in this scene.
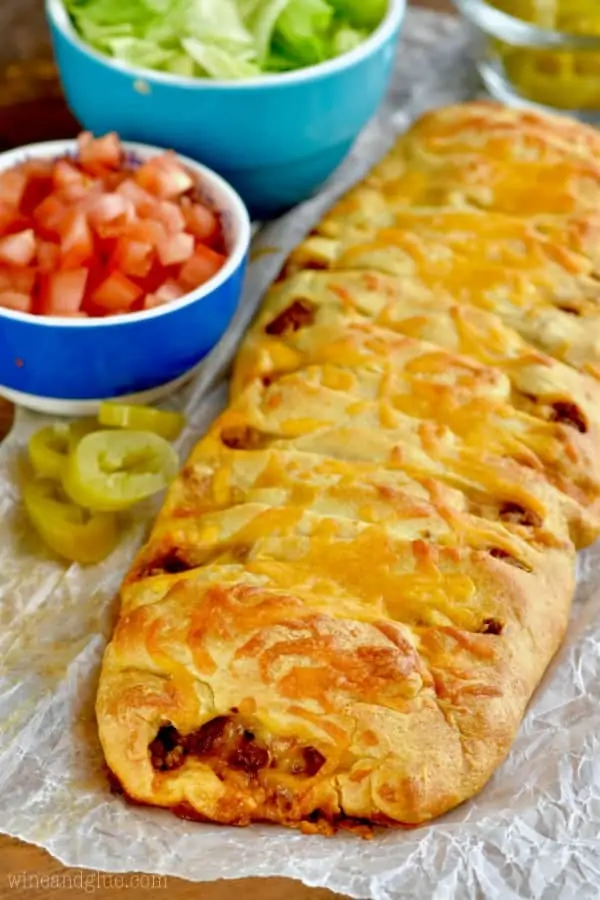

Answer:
[1,10,599,899]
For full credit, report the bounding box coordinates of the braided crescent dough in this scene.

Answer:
[97,102,600,834]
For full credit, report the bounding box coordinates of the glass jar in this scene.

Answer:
[454,0,600,123]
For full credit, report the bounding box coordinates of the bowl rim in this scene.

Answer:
[455,0,600,49]
[46,0,406,90]
[0,138,251,330]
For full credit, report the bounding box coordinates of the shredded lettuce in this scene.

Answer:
[64,0,388,79]
[243,0,295,64]
[271,0,334,68]
[331,24,370,57]
[106,37,174,68]
[326,0,388,29]
[182,37,261,79]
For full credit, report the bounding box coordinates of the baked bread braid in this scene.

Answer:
[97,103,599,834]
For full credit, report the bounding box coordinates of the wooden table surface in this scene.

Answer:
[0,1,454,898]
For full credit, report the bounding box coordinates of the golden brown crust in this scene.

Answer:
[284,209,600,373]
[97,102,596,833]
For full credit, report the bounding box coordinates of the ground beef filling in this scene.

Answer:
[149,716,326,780]
[480,617,504,635]
[299,745,327,776]
[265,299,315,336]
[489,547,532,572]
[519,392,588,434]
[221,425,267,450]
[550,401,587,434]
[499,502,542,529]
[145,550,195,577]
[139,541,251,579]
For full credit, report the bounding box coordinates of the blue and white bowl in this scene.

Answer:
[0,139,251,416]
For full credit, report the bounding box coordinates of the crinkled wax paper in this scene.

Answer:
[1,9,599,899]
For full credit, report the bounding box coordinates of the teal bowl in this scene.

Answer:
[46,0,406,219]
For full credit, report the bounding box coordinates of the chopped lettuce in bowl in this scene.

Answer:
[63,0,388,79]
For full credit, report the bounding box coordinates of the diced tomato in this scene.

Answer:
[102,170,129,192]
[112,237,154,278]
[117,179,156,216]
[54,161,100,204]
[39,268,88,315]
[60,210,94,269]
[5,217,34,237]
[64,183,96,205]
[17,269,37,293]
[149,279,185,302]
[134,153,194,200]
[0,229,36,266]
[131,258,171,297]
[78,132,122,174]
[181,199,219,243]
[143,294,166,310]
[157,232,194,267]
[0,267,36,294]
[0,202,15,233]
[34,195,68,237]
[21,159,54,180]
[76,132,93,151]
[151,200,186,235]
[53,160,85,191]
[95,236,118,269]
[0,202,28,236]
[88,193,135,238]
[126,218,167,248]
[0,169,28,208]
[20,162,54,217]
[143,294,163,310]
[0,135,229,320]
[80,269,108,316]
[36,240,60,274]
[92,271,142,312]
[0,290,32,313]
[143,280,185,309]
[151,200,186,234]
[178,245,226,290]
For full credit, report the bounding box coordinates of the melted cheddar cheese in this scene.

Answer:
[97,102,599,834]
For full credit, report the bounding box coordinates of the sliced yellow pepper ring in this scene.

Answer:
[28,420,99,480]
[28,425,71,480]
[62,430,179,512]
[23,478,119,565]
[98,402,185,441]
[68,418,100,452]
